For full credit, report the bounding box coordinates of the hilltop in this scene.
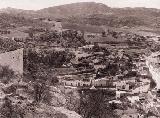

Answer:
[0,2,160,28]
[37,2,111,18]
[36,2,160,27]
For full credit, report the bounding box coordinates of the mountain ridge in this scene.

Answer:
[0,2,160,27]
[0,2,160,18]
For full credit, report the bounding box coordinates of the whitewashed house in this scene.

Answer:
[93,78,110,87]
[127,96,139,104]
[58,75,92,87]
[113,80,130,91]
[116,91,127,99]
[59,75,112,88]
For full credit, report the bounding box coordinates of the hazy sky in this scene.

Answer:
[0,0,160,10]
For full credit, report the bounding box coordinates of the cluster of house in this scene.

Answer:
[58,72,151,91]
[58,74,93,87]
[58,74,118,88]
[58,46,152,109]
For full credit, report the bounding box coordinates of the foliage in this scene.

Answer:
[0,13,49,28]
[0,38,22,52]
[24,48,75,70]
[0,65,15,84]
[77,89,118,118]
[32,80,52,104]
[34,29,86,48]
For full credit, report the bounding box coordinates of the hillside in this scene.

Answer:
[0,2,160,27]
[37,2,111,18]
[36,2,160,27]
[0,13,49,28]
[65,14,145,27]
[0,7,39,18]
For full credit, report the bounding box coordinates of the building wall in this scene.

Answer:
[93,79,110,87]
[61,77,113,87]
[113,81,130,91]
[63,80,91,87]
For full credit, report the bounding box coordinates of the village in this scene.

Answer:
[0,16,160,118]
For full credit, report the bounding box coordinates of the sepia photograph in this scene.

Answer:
[0,0,160,118]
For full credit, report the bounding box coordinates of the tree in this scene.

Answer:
[102,31,106,37]
[77,89,118,118]
[28,31,34,38]
[93,43,100,52]
[33,80,52,104]
[0,65,15,84]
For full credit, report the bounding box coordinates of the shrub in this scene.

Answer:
[0,65,15,84]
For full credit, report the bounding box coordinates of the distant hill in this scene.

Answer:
[37,2,111,18]
[65,14,145,27]
[37,2,160,27]
[0,7,32,14]
[0,13,49,28]
[0,2,160,28]
[0,7,39,18]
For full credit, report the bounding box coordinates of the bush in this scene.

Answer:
[75,89,118,118]
[0,38,22,52]
[0,65,15,84]
[32,81,52,104]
